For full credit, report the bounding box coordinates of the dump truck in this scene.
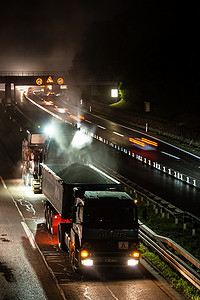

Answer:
[22,130,46,193]
[41,161,140,271]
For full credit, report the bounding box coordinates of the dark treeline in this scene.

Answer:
[69,2,200,116]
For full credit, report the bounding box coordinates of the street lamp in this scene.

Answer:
[111,88,118,98]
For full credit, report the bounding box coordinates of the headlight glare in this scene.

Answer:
[127,259,139,266]
[81,259,93,266]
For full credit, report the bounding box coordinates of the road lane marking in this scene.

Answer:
[0,176,7,189]
[97,125,106,130]
[21,221,37,249]
[105,286,119,300]
[2,177,67,300]
[84,287,93,300]
[113,131,124,137]
[18,198,36,215]
[161,151,181,160]
[2,179,36,249]
[85,119,92,123]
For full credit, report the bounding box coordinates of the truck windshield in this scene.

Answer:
[84,198,138,229]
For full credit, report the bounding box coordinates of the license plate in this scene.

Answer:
[105,258,118,263]
[118,241,129,249]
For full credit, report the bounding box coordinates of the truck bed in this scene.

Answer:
[41,163,121,218]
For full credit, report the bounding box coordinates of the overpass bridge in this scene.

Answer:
[0,71,68,103]
[0,71,118,104]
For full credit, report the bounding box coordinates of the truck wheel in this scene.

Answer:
[72,236,80,271]
[50,210,57,235]
[58,223,67,251]
[47,206,51,232]
[44,203,48,229]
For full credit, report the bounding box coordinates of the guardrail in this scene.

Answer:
[93,161,200,290]
[25,93,200,189]
[81,128,200,189]
[94,161,200,233]
[139,222,200,290]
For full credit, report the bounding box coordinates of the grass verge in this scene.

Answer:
[139,243,200,299]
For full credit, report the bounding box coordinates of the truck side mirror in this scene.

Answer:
[73,187,84,199]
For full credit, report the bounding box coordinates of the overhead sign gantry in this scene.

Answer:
[35,75,65,86]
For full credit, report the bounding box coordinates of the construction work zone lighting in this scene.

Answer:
[141,137,158,147]
[44,125,54,137]
[129,138,145,147]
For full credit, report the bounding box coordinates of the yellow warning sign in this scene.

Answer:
[36,78,43,85]
[46,76,54,83]
[57,77,64,85]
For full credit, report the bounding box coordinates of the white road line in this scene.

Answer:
[161,151,181,160]
[0,176,7,189]
[18,198,36,215]
[97,125,106,130]
[84,287,93,300]
[113,131,124,137]
[1,178,36,249]
[21,221,37,249]
[105,286,119,300]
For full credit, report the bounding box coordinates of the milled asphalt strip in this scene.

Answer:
[0,177,67,300]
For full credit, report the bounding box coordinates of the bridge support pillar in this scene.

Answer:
[5,82,12,104]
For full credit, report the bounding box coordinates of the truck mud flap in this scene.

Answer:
[58,223,72,251]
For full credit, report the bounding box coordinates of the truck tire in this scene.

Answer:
[58,223,69,251]
[44,203,48,229]
[44,204,52,232]
[72,235,80,271]
[47,206,51,232]
[50,210,57,235]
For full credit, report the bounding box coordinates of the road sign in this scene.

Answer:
[57,77,64,85]
[36,78,43,85]
[46,76,54,83]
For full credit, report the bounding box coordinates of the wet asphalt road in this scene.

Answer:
[2,179,184,300]
[0,105,64,299]
[16,94,200,217]
[0,103,185,300]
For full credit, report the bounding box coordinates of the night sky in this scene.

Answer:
[1,1,200,113]
[0,0,122,71]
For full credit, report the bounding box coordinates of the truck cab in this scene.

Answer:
[65,190,139,270]
[22,132,46,193]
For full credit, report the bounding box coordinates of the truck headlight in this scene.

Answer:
[81,259,93,266]
[127,259,139,266]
